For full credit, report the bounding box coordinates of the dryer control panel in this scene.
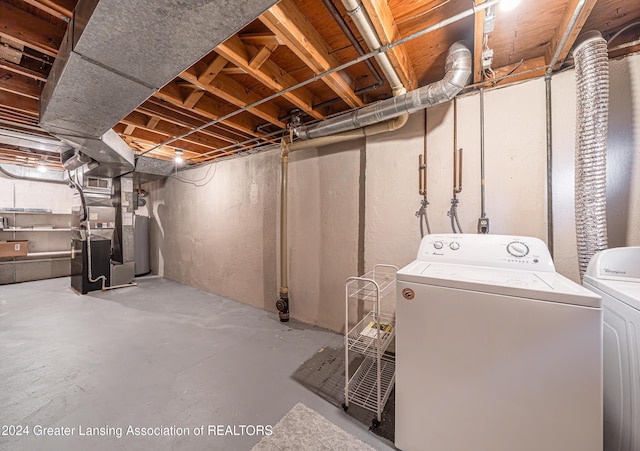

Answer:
[416,234,555,272]
[586,246,640,282]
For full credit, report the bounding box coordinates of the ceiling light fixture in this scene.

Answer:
[37,161,47,173]
[500,0,521,12]
[174,150,184,164]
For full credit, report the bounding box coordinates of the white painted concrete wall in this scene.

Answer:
[0,170,73,213]
[288,140,362,329]
[147,52,640,332]
[147,150,279,311]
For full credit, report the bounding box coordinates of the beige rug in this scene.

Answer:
[252,403,377,450]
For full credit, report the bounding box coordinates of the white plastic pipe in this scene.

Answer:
[342,0,405,96]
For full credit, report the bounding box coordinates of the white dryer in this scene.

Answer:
[584,246,640,451]
[395,234,602,451]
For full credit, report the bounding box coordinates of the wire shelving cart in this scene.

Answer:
[342,264,398,427]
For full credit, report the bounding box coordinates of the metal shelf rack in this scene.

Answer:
[343,264,398,427]
[0,210,72,283]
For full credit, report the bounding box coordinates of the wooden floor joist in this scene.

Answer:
[217,35,323,120]
[260,0,364,109]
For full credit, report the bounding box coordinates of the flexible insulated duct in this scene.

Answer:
[573,31,609,278]
[294,42,471,140]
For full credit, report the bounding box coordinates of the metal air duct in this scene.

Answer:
[0,163,69,183]
[573,31,609,278]
[39,0,278,177]
[0,128,72,154]
[294,41,471,141]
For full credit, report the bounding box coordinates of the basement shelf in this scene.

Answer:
[346,267,397,302]
[0,251,72,261]
[347,354,396,414]
[0,211,67,215]
[0,257,71,265]
[347,311,396,359]
[26,251,72,258]
[1,228,72,232]
[0,251,71,265]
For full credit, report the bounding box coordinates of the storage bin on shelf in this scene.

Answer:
[343,264,398,427]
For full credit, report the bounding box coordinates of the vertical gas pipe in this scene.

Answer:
[276,140,290,321]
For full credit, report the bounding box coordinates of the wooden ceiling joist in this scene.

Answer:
[145,116,160,130]
[260,0,364,109]
[179,69,286,128]
[488,56,547,87]
[0,2,65,57]
[220,67,248,75]
[473,0,487,84]
[248,45,276,70]
[0,70,42,100]
[0,110,38,128]
[183,89,205,109]
[216,35,323,120]
[122,111,235,150]
[0,116,43,133]
[239,32,285,48]
[123,124,136,136]
[197,55,229,86]
[545,0,598,69]
[137,100,243,145]
[0,59,48,83]
[0,145,59,159]
[0,91,39,117]
[20,0,74,21]
[361,0,417,90]
[114,124,216,156]
[154,81,260,137]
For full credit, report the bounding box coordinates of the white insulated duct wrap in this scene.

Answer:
[573,31,609,277]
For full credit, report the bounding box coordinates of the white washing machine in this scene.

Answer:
[584,246,640,451]
[395,234,602,451]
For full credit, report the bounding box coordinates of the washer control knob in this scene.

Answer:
[507,241,530,258]
[433,241,444,250]
[449,242,460,250]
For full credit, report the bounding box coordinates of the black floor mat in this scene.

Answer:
[292,346,396,446]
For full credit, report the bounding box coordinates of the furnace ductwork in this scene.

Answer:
[39,0,278,177]
[573,31,609,278]
[294,41,471,140]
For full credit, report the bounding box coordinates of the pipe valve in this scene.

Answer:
[276,293,289,322]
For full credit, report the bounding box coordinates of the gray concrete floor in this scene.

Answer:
[0,276,394,451]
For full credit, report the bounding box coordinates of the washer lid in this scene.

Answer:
[584,276,640,311]
[398,260,601,308]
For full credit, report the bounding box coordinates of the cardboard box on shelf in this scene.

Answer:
[0,241,29,258]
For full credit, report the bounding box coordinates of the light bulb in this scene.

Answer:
[500,0,520,12]
[174,150,184,164]
[37,163,47,173]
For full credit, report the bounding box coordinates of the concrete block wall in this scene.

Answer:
[146,52,640,333]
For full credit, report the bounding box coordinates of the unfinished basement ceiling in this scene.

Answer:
[0,0,639,170]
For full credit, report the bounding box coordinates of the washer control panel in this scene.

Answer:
[416,234,555,272]
[506,241,529,257]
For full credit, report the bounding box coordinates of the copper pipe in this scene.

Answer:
[453,98,462,197]
[419,110,428,199]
